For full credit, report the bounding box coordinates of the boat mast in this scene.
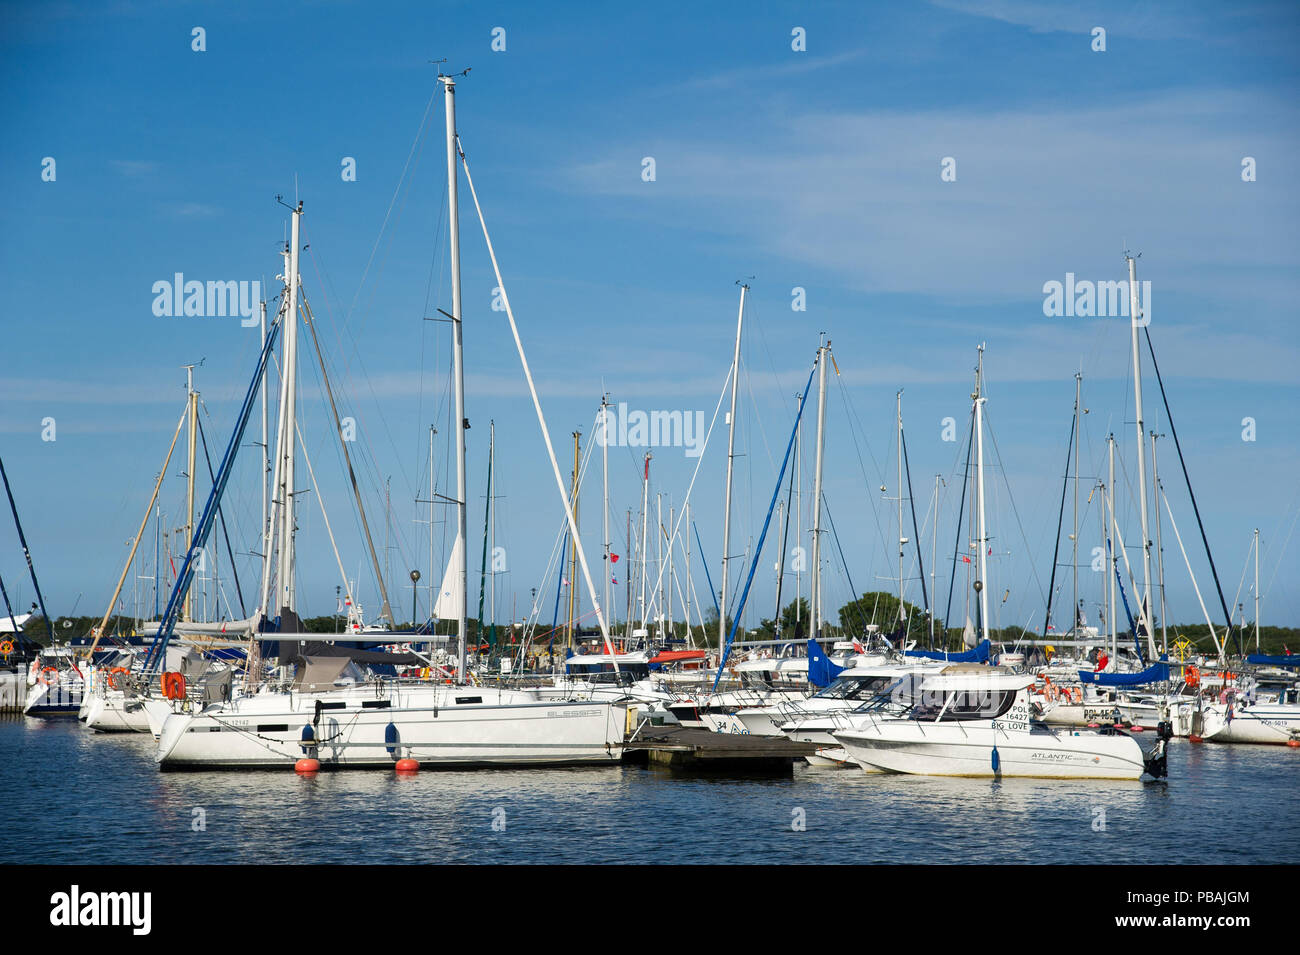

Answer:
[973,345,991,644]
[259,299,269,616]
[639,452,650,637]
[932,474,940,646]
[440,74,470,678]
[719,283,746,650]
[1072,372,1081,634]
[809,339,829,641]
[1126,254,1155,657]
[601,395,611,641]
[896,389,905,632]
[182,363,198,622]
[667,502,674,644]
[1107,433,1116,662]
[656,493,663,639]
[1254,527,1260,652]
[1150,430,1168,656]
[568,429,580,650]
[275,202,303,626]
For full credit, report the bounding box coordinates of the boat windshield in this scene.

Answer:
[813,674,895,701]
[852,673,926,714]
[908,688,1018,722]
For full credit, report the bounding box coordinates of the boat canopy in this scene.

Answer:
[903,639,991,663]
[1245,654,1300,669]
[1078,662,1170,686]
[918,670,1035,692]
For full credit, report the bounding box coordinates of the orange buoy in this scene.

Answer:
[295,758,321,774]
[395,758,419,773]
[1130,726,1145,732]
[1287,740,1300,748]
[1189,734,1204,743]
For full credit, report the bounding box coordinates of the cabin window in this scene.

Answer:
[909,689,1018,722]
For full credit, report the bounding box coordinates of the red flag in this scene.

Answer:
[962,556,971,564]
[610,553,620,563]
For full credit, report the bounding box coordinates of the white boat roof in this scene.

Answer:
[566,651,650,665]
[919,666,1035,692]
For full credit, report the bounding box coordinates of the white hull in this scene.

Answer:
[1201,703,1300,745]
[155,684,632,769]
[835,721,1147,780]
[23,681,83,717]
[84,691,154,733]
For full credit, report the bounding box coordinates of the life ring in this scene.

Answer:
[42,666,59,685]
[0,639,12,656]
[108,667,130,690]
[161,671,187,701]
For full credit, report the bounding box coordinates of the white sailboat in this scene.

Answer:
[155,75,632,770]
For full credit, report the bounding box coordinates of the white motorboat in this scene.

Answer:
[833,667,1165,780]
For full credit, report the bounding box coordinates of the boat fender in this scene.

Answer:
[991,745,1000,773]
[384,721,399,756]
[300,724,317,755]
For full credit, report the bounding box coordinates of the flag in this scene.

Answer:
[1047,624,1055,632]
[610,553,620,563]
[988,545,992,556]
[853,639,865,653]
[337,597,345,613]
[612,577,619,585]
[962,556,971,564]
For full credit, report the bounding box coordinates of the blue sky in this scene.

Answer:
[1,0,1297,638]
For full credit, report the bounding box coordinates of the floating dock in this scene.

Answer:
[622,724,818,774]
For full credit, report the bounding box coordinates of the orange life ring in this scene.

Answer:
[161,671,187,701]
[41,666,59,685]
[108,667,130,690]
[0,639,13,655]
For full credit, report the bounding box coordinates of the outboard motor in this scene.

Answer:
[1142,720,1174,779]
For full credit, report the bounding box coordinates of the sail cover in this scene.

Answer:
[807,637,845,688]
[905,639,991,663]
[433,533,465,620]
[1078,662,1170,685]
[1245,653,1300,668]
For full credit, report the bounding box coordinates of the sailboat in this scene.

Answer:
[831,347,1173,779]
[152,74,632,769]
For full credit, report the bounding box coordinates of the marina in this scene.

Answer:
[0,3,1296,913]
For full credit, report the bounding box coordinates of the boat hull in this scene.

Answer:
[155,687,631,769]
[835,721,1147,780]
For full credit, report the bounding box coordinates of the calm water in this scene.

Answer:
[2,717,1296,865]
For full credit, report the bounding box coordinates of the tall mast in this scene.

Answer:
[932,474,940,646]
[428,425,435,612]
[1126,254,1155,656]
[973,345,990,643]
[1072,372,1081,633]
[656,493,663,638]
[667,502,674,644]
[568,429,580,650]
[639,452,651,636]
[489,420,496,650]
[896,389,905,629]
[275,201,302,625]
[601,395,611,640]
[440,74,470,678]
[259,299,269,616]
[1107,433,1116,661]
[1254,527,1260,652]
[809,340,829,641]
[182,363,197,622]
[795,394,802,634]
[1151,430,1168,656]
[719,283,746,649]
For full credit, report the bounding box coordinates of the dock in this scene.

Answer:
[622,724,818,774]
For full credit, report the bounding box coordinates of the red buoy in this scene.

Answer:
[295,758,321,774]
[1287,740,1299,748]
[1189,734,1204,743]
[395,758,419,773]
[1130,725,1145,732]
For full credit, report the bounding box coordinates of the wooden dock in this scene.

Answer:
[622,724,818,774]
